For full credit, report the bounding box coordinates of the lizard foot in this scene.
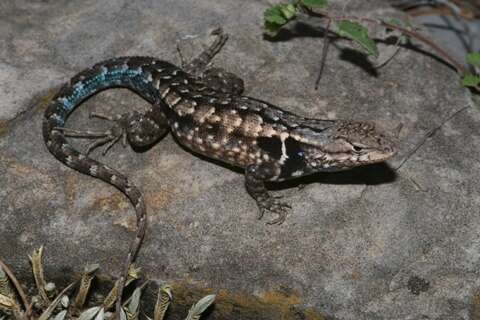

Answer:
[256,195,291,225]
[54,111,131,155]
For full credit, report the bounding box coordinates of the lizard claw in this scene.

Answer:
[89,111,122,122]
[85,130,124,156]
[55,112,129,156]
[256,195,291,225]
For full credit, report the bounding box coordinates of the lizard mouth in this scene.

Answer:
[354,137,397,165]
[362,148,397,163]
[310,147,397,170]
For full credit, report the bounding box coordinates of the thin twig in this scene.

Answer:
[373,33,404,69]
[0,258,31,318]
[395,105,470,171]
[38,282,76,320]
[375,18,465,74]
[392,0,436,11]
[301,7,466,75]
[315,18,332,90]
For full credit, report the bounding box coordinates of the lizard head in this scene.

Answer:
[277,120,397,179]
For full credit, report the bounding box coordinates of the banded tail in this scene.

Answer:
[43,56,174,318]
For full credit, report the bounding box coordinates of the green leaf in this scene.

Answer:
[461,73,480,87]
[264,9,286,25]
[301,0,328,7]
[263,3,298,36]
[337,20,378,57]
[466,52,480,67]
[264,21,283,37]
[280,4,297,20]
[264,5,287,24]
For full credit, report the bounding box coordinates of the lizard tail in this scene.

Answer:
[42,57,163,318]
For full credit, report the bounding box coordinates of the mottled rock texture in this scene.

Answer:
[1,0,479,319]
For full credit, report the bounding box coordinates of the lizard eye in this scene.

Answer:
[352,144,365,153]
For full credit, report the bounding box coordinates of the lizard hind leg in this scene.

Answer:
[122,105,170,149]
[55,105,170,155]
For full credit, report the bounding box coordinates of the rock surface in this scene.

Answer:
[1,0,479,319]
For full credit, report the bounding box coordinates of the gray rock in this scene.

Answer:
[1,0,479,319]
[415,13,480,67]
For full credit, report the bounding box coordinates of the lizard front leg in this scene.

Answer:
[181,28,245,96]
[245,163,291,225]
[200,67,244,96]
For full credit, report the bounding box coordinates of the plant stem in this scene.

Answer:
[301,6,466,75]
[0,258,31,319]
[315,17,332,89]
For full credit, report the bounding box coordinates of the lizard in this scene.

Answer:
[42,28,397,318]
